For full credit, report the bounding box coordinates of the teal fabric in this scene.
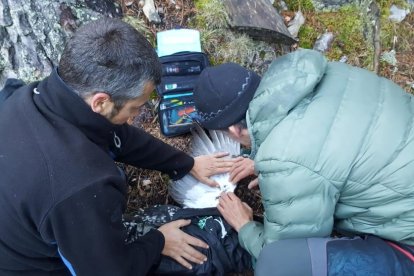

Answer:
[240,49,414,259]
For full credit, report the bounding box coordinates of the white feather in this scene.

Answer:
[169,124,240,208]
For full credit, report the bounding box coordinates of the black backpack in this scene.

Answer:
[123,205,252,275]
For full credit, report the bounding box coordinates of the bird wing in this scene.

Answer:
[170,125,240,208]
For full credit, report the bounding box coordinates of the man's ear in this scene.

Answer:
[228,125,242,138]
[87,92,112,114]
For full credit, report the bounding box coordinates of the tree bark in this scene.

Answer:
[0,0,122,86]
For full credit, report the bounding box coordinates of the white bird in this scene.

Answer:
[169,124,240,208]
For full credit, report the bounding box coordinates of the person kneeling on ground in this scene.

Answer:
[0,17,234,275]
[193,49,414,275]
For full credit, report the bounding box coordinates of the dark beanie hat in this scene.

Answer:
[194,63,261,129]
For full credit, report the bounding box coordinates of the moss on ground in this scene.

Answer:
[192,0,282,73]
[284,0,315,12]
[193,0,228,30]
[193,0,411,82]
[318,5,370,65]
[293,1,412,70]
[293,5,370,68]
[378,2,413,52]
[296,23,317,49]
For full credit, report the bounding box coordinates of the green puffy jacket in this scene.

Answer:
[239,49,414,259]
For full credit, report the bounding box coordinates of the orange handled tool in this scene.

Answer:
[178,106,196,117]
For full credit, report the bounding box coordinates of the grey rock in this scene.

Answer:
[339,55,348,63]
[288,11,305,38]
[143,0,161,23]
[0,0,122,87]
[389,4,410,23]
[0,0,13,26]
[313,32,334,52]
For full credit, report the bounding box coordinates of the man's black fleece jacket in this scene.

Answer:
[0,70,194,275]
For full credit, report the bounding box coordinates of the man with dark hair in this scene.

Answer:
[194,49,414,275]
[0,17,232,275]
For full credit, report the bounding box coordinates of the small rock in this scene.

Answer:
[143,0,161,23]
[389,5,409,23]
[339,56,348,63]
[313,32,334,53]
[287,11,305,38]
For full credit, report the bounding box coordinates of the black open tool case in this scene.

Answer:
[156,51,210,137]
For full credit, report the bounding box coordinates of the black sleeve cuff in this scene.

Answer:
[168,155,194,180]
[147,228,165,255]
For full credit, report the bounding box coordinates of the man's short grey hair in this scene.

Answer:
[58,17,161,107]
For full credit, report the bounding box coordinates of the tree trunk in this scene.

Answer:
[0,0,122,86]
